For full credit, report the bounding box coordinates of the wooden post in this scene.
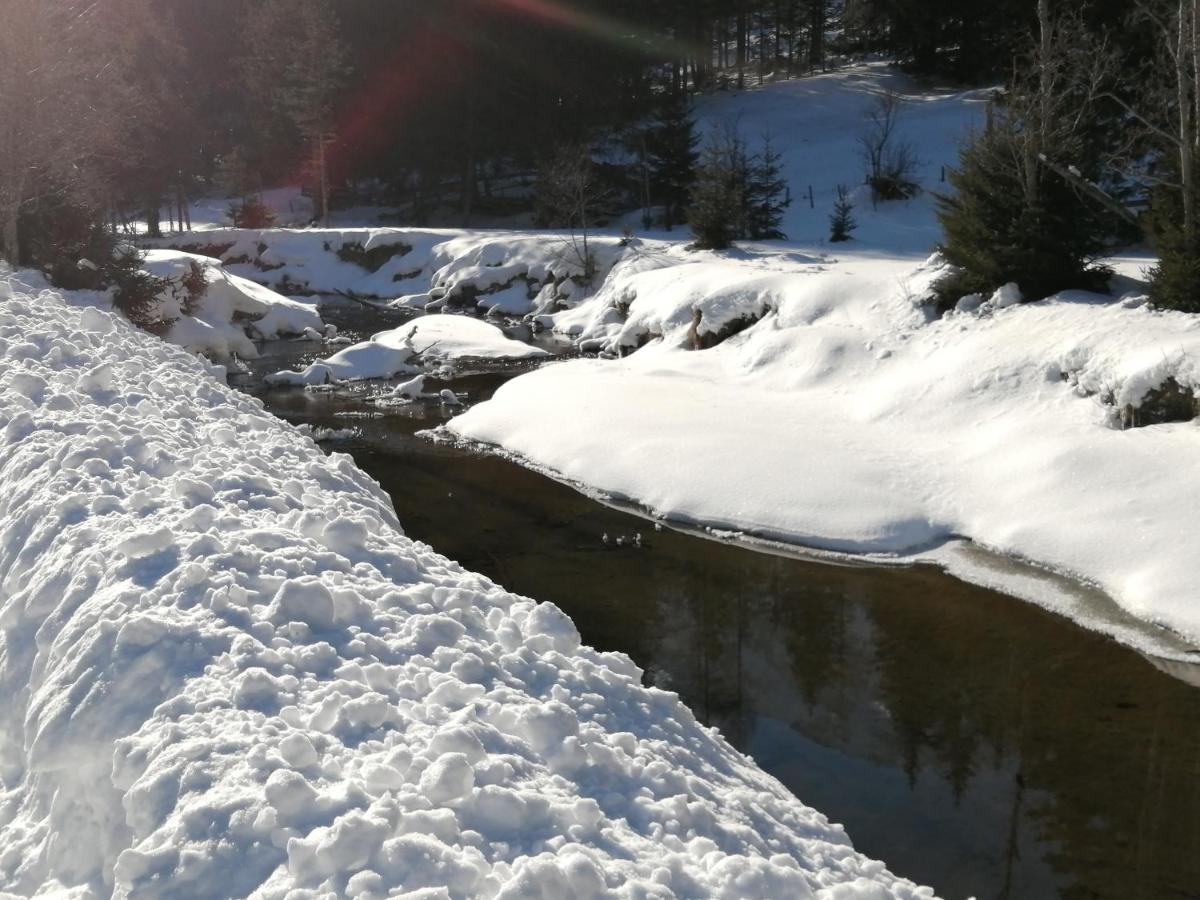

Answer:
[808,185,814,208]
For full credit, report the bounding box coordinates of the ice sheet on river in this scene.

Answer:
[0,283,930,897]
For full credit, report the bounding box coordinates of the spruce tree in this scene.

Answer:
[829,185,857,242]
[688,128,745,250]
[934,7,1119,303]
[744,135,790,239]
[647,94,700,231]
[935,122,1111,302]
[1146,184,1200,312]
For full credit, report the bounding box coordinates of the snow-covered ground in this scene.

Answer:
[442,68,1199,650]
[9,250,325,361]
[141,249,325,358]
[0,279,934,897]
[448,252,1200,649]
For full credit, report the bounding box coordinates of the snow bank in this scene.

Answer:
[152,228,632,315]
[449,251,1200,646]
[267,315,548,387]
[139,250,324,360]
[0,284,931,898]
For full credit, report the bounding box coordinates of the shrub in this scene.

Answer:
[108,248,171,333]
[228,197,276,228]
[859,92,921,204]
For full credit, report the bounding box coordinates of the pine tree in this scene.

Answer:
[935,122,1111,302]
[934,6,1118,303]
[688,128,745,250]
[829,185,857,242]
[647,94,700,231]
[744,135,790,239]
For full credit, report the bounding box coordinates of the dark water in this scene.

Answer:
[243,303,1200,900]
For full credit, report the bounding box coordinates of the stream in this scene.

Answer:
[237,301,1200,900]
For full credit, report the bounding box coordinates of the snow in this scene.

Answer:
[404,66,1197,650]
[151,228,633,314]
[0,280,932,898]
[30,248,325,361]
[449,248,1200,648]
[139,66,1200,650]
[267,315,548,387]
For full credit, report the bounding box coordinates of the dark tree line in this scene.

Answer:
[3,0,1095,260]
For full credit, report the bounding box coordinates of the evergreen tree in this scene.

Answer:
[935,122,1111,302]
[1146,183,1200,312]
[934,6,1118,303]
[688,127,746,250]
[744,135,790,239]
[690,124,791,248]
[829,185,857,242]
[240,0,350,224]
[647,94,700,231]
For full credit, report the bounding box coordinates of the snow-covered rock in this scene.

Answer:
[267,315,548,386]
[0,280,933,898]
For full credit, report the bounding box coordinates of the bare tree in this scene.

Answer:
[1103,1,1200,242]
[241,0,350,226]
[1013,1,1116,213]
[858,91,921,204]
[535,144,610,283]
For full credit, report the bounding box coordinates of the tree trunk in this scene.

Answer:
[1178,0,1195,239]
[318,138,330,227]
[462,152,475,227]
[144,202,162,239]
[737,4,747,88]
[1,204,19,266]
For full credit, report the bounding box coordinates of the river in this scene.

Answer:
[236,301,1200,900]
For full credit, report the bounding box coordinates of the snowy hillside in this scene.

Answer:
[693,65,991,251]
[0,281,934,897]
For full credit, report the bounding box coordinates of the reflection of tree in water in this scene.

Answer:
[866,575,1200,899]
[335,424,1200,900]
[774,583,848,710]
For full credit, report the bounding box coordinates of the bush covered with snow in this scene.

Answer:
[0,283,932,898]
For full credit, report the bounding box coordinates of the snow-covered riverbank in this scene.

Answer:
[0,280,932,897]
[447,247,1200,650]
[143,64,1200,652]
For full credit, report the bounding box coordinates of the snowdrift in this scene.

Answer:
[140,250,325,359]
[152,229,632,319]
[448,250,1200,648]
[267,315,548,387]
[0,283,932,898]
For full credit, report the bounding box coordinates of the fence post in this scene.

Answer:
[808,185,814,209]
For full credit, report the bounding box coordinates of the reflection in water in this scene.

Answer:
[247,306,1200,900]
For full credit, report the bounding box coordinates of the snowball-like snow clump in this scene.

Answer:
[0,281,932,897]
